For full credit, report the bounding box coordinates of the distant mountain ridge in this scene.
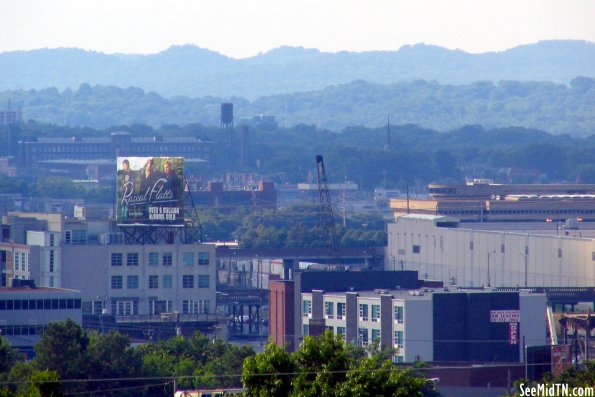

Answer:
[0,40,593,99]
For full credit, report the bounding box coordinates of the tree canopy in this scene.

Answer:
[242,331,430,397]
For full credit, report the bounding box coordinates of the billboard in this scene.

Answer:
[116,157,184,225]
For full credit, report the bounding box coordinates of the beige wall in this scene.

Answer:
[387,216,595,287]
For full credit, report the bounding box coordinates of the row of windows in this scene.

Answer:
[111,275,210,289]
[182,300,210,314]
[321,301,404,323]
[324,301,347,318]
[439,209,595,216]
[0,324,48,336]
[13,252,29,272]
[111,252,210,267]
[359,304,381,321]
[112,300,138,316]
[0,298,82,310]
[358,327,381,346]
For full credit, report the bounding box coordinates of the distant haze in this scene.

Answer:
[0,40,593,99]
[1,0,594,58]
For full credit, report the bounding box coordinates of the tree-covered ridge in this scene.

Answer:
[0,40,593,99]
[3,120,595,187]
[0,76,594,135]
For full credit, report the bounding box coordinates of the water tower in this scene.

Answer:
[220,103,235,142]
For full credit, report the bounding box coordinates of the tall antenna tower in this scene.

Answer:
[385,114,392,150]
[316,155,339,266]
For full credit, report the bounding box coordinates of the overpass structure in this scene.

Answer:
[215,246,384,268]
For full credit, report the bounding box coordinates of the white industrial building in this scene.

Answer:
[386,214,595,288]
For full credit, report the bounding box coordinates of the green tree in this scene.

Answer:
[338,356,426,397]
[0,336,17,374]
[33,319,89,380]
[242,342,295,397]
[29,370,62,397]
[242,331,427,397]
[292,332,351,397]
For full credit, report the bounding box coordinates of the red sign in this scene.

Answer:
[551,345,572,377]
[509,322,519,345]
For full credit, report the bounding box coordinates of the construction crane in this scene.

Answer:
[315,155,340,267]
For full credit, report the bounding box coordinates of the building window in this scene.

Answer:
[126,252,138,266]
[182,300,198,314]
[163,275,172,289]
[324,301,334,318]
[395,330,404,348]
[49,250,55,272]
[162,252,173,266]
[371,304,381,321]
[71,230,87,245]
[371,329,381,341]
[337,302,346,319]
[201,300,210,314]
[183,252,194,266]
[412,245,421,254]
[337,326,346,340]
[148,252,158,266]
[111,276,123,289]
[501,244,505,253]
[303,324,309,336]
[359,304,369,321]
[558,248,562,258]
[359,328,369,346]
[111,253,123,266]
[394,306,404,323]
[303,300,312,317]
[127,275,138,289]
[49,234,55,246]
[182,275,194,288]
[14,252,19,271]
[525,246,529,255]
[469,241,474,251]
[198,275,210,288]
[148,275,159,289]
[198,252,210,265]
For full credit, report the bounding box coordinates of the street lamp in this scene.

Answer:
[545,218,560,236]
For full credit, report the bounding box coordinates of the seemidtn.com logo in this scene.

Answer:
[519,383,595,396]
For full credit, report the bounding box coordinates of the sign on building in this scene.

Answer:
[116,157,184,225]
[490,310,520,323]
[509,322,519,345]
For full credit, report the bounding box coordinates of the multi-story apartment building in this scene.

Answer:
[1,211,217,318]
[301,288,545,363]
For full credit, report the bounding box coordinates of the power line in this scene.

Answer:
[0,361,573,387]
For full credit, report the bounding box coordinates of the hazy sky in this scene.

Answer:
[2,0,594,58]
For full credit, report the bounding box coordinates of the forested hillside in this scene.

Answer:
[4,121,595,188]
[1,77,593,135]
[0,40,593,98]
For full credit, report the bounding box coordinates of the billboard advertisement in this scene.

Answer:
[116,157,184,225]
